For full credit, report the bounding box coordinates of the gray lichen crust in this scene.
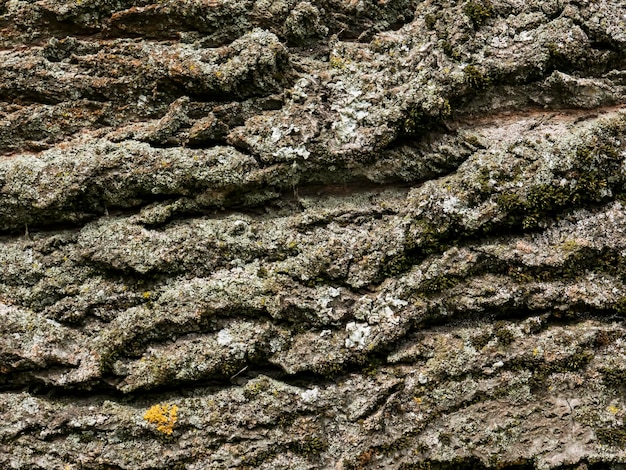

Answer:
[1,0,626,468]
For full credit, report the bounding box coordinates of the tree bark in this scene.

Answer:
[1,0,626,468]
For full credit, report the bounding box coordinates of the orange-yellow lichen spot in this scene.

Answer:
[607,405,620,415]
[144,403,178,435]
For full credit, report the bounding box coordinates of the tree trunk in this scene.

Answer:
[1,0,626,468]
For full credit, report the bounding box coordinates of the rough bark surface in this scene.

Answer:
[1,0,626,468]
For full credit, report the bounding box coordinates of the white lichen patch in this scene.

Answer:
[272,145,310,160]
[217,329,233,346]
[345,322,371,349]
[441,195,462,214]
[328,287,341,298]
[515,31,534,42]
[21,396,40,415]
[329,81,371,144]
[300,387,319,403]
[270,127,282,143]
[290,77,311,102]
[318,286,342,309]
[355,294,407,325]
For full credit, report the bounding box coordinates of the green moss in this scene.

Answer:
[243,376,272,399]
[495,143,617,228]
[463,0,493,27]
[241,447,277,467]
[441,39,461,60]
[315,361,344,378]
[289,436,328,456]
[496,192,523,211]
[147,355,174,383]
[576,173,607,200]
[615,296,626,315]
[378,435,411,454]
[509,268,536,283]
[421,274,457,294]
[382,253,412,277]
[463,65,490,90]
[438,432,451,446]
[512,349,592,393]
[440,100,452,118]
[400,463,431,470]
[527,368,550,393]
[302,275,333,288]
[99,350,119,373]
[424,13,437,30]
[593,330,613,349]
[78,430,95,443]
[601,366,626,388]
[522,184,571,229]
[219,362,241,377]
[546,43,572,70]
[558,350,593,372]
[575,142,620,168]
[493,321,515,345]
[380,224,451,280]
[402,101,451,135]
[596,426,626,447]
[463,133,485,149]
[361,357,384,377]
[599,143,621,161]
[560,239,579,252]
[471,331,492,350]
[403,109,433,135]
[400,458,491,470]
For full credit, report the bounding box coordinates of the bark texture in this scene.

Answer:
[1,0,626,468]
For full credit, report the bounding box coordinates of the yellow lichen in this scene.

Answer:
[144,403,178,435]
[329,54,350,69]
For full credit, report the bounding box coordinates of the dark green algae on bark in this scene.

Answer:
[1,0,626,468]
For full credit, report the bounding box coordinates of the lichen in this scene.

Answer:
[143,403,178,435]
